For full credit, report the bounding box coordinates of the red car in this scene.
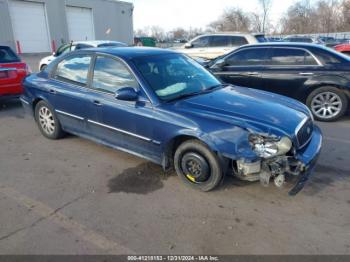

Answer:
[0,46,30,100]
[335,44,350,56]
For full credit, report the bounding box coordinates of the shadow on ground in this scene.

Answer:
[303,164,350,196]
[0,99,24,119]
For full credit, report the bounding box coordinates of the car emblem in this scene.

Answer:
[307,127,311,134]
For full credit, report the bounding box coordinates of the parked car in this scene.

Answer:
[173,33,266,60]
[335,44,350,56]
[134,37,157,47]
[208,43,350,122]
[21,47,322,194]
[283,36,322,45]
[39,40,127,71]
[0,45,30,100]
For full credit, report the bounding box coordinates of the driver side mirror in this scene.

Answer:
[184,43,193,49]
[213,58,227,68]
[115,87,139,101]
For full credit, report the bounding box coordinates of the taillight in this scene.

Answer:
[0,70,16,79]
[0,71,8,79]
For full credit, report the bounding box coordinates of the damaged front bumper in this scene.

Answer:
[288,125,322,196]
[234,125,323,196]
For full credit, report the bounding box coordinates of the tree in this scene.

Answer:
[149,26,165,41]
[258,0,273,33]
[340,0,350,31]
[208,7,251,32]
[280,0,317,34]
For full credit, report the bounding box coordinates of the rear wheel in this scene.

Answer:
[174,140,223,192]
[306,86,348,122]
[35,101,65,139]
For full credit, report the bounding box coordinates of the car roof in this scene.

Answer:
[239,42,321,49]
[73,40,126,47]
[199,32,257,37]
[83,47,177,59]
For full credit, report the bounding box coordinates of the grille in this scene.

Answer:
[296,118,314,148]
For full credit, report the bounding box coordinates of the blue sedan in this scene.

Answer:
[21,47,322,194]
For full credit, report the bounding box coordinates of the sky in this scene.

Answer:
[125,0,300,31]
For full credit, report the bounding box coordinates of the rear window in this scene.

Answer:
[0,46,20,63]
[97,42,127,48]
[255,35,268,43]
[230,36,248,46]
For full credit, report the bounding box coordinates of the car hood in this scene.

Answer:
[174,86,310,137]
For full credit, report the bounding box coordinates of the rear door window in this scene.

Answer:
[266,48,318,66]
[0,46,20,63]
[226,48,267,66]
[55,54,92,86]
[210,36,230,47]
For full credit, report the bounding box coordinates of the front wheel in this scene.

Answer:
[40,64,47,71]
[35,101,65,139]
[306,86,348,122]
[174,140,223,192]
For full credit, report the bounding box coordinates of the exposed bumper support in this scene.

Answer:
[289,125,322,196]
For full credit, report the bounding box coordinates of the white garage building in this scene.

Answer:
[0,0,134,53]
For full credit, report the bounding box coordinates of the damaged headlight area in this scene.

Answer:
[249,134,292,159]
[233,133,305,190]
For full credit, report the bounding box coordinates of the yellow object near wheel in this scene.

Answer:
[186,175,196,182]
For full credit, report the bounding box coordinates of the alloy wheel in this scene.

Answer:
[38,106,56,135]
[311,92,342,120]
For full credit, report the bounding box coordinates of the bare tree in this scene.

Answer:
[258,0,273,33]
[172,28,187,39]
[208,7,251,32]
[280,0,318,34]
[149,26,165,41]
[340,0,350,31]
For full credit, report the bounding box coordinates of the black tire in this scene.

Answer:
[40,64,47,71]
[174,140,223,192]
[306,86,348,122]
[35,100,65,139]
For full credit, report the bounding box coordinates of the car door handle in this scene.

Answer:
[49,89,57,94]
[247,72,260,76]
[92,100,103,106]
[299,72,314,76]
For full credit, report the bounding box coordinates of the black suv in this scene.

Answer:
[209,43,350,121]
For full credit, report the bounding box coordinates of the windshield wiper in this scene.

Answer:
[166,92,203,103]
[166,84,229,103]
[205,83,229,91]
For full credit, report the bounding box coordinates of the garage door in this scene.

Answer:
[66,6,95,42]
[9,0,51,53]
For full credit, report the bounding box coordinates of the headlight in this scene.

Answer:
[249,134,292,159]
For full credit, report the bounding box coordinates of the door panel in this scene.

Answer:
[212,48,269,89]
[87,55,160,162]
[88,93,160,161]
[216,66,263,89]
[260,48,321,99]
[50,54,93,134]
[260,67,319,98]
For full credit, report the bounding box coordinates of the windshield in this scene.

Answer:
[132,54,221,101]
